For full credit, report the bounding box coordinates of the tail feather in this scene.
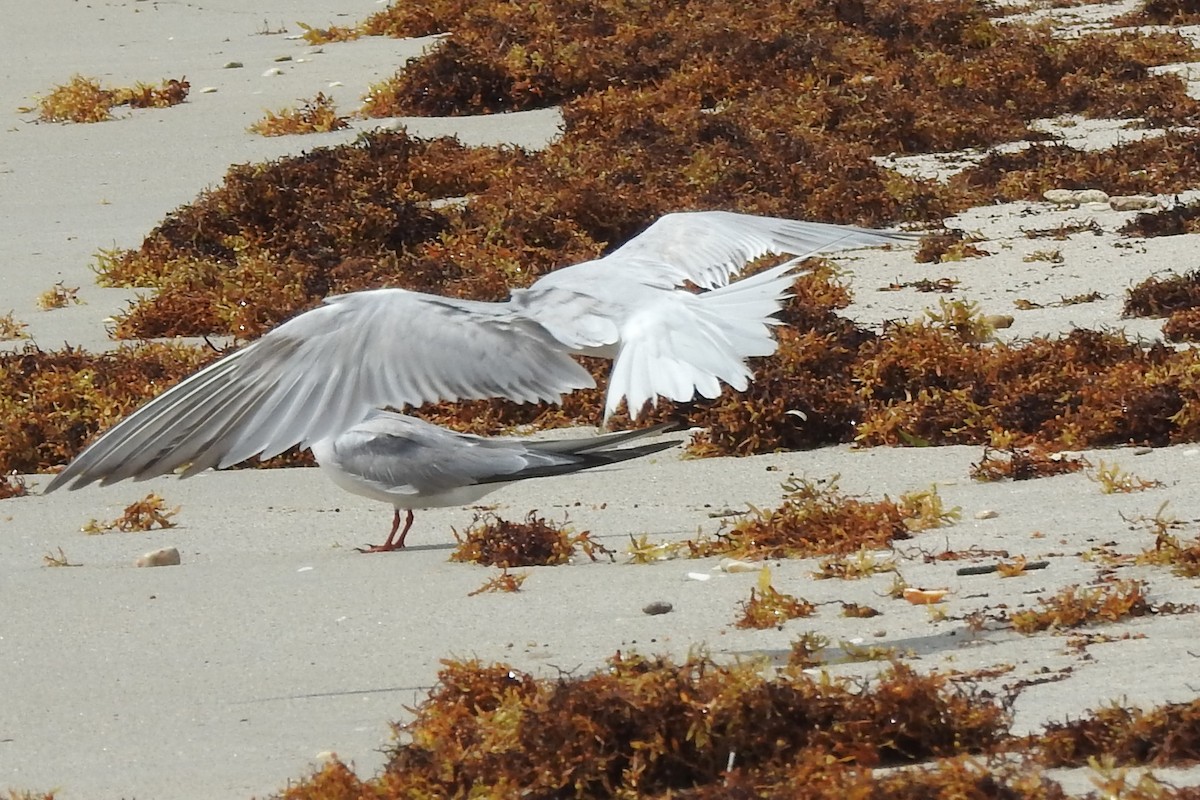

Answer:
[606,259,802,419]
[476,437,681,485]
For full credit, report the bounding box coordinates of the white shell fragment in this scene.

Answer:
[686,572,712,582]
[135,547,180,567]
[975,509,999,520]
[718,558,761,573]
[262,67,284,77]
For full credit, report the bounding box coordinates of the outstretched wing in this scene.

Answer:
[45,289,594,492]
[602,211,917,289]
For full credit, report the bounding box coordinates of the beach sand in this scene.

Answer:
[3,2,1200,797]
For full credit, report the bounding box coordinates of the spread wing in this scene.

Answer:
[602,211,917,289]
[45,289,594,492]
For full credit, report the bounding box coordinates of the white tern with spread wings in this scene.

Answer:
[45,211,911,492]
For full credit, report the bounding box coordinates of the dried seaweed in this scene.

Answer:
[362,0,1199,146]
[1125,270,1200,318]
[82,492,180,533]
[1162,309,1200,343]
[36,283,81,310]
[248,92,350,137]
[1007,579,1189,634]
[1113,0,1200,26]
[32,75,189,123]
[950,132,1200,206]
[1035,699,1200,768]
[734,568,816,629]
[970,445,1089,481]
[0,473,28,499]
[689,476,913,560]
[915,230,990,263]
[0,312,29,340]
[370,654,1009,796]
[42,547,79,568]
[450,511,614,567]
[271,646,1200,796]
[1120,200,1200,239]
[1129,504,1200,579]
[468,568,529,596]
[1087,459,1162,494]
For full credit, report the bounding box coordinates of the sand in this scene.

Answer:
[3,2,1200,798]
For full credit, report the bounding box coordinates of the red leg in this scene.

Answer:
[393,508,416,548]
[355,509,415,554]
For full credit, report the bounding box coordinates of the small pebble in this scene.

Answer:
[135,547,180,568]
[975,509,999,520]
[199,87,218,94]
[1109,195,1158,212]
[1133,447,1153,456]
[872,629,887,638]
[274,55,293,62]
[718,557,760,573]
[983,314,1014,329]
[223,61,244,69]
[262,67,284,77]
[686,572,712,582]
[643,601,673,615]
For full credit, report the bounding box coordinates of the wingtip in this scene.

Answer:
[41,469,71,495]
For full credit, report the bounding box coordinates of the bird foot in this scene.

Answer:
[353,509,414,553]
[354,542,405,554]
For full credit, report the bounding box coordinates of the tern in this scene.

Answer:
[45,211,912,493]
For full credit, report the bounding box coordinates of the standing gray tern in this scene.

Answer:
[312,412,679,551]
